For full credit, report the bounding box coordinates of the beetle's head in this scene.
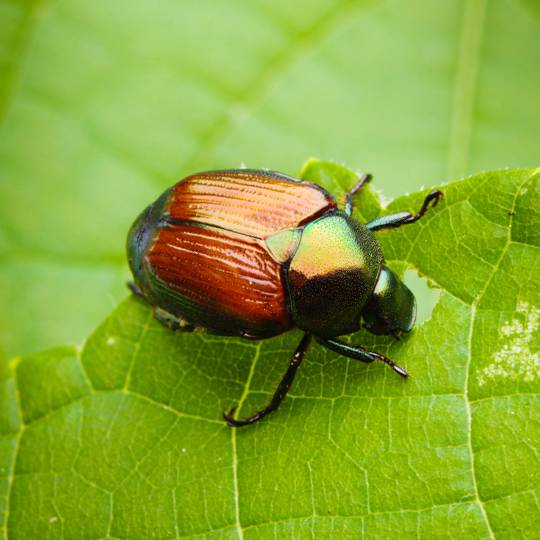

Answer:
[361,266,416,335]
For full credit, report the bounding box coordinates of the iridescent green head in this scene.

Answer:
[361,266,416,335]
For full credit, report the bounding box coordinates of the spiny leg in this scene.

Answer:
[345,173,372,216]
[366,189,443,232]
[224,333,312,427]
[316,337,408,378]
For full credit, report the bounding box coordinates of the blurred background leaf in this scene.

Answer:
[1,0,540,357]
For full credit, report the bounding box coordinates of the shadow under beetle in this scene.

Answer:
[127,169,442,427]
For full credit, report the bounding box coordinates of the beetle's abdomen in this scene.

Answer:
[146,223,290,337]
[168,169,337,237]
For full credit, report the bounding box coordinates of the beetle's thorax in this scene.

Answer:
[284,211,383,338]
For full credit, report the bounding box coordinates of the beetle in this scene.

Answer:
[127,169,442,427]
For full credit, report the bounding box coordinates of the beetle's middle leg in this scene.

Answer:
[224,333,312,427]
[316,337,408,377]
[345,173,372,216]
[366,190,442,232]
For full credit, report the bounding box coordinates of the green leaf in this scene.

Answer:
[2,0,540,357]
[1,162,539,538]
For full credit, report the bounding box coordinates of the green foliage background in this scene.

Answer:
[1,1,540,539]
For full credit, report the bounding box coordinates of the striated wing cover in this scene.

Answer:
[167,169,338,238]
[147,223,290,338]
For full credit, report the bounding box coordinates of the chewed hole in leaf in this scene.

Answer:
[403,268,441,326]
[478,302,540,386]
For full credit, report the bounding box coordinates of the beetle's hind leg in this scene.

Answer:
[224,333,312,427]
[345,173,372,216]
[154,307,195,332]
[128,283,195,332]
[128,281,146,300]
[366,190,443,232]
[316,337,408,378]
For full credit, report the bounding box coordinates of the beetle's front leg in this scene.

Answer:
[345,173,372,216]
[224,333,312,427]
[366,189,442,231]
[316,337,408,377]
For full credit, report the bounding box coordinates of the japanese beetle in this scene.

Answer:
[127,169,442,427]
